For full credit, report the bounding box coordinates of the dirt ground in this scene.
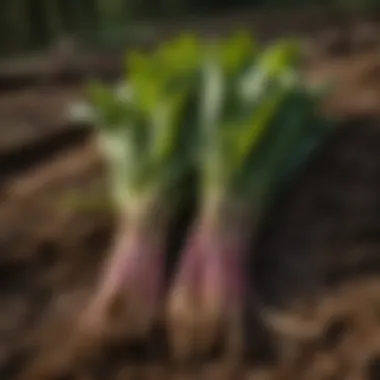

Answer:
[2,8,380,380]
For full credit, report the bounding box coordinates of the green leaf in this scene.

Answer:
[245,85,333,200]
[198,34,333,202]
[218,31,257,74]
[230,86,286,171]
[86,80,137,130]
[82,31,333,215]
[257,39,301,76]
[127,50,150,77]
[156,34,202,75]
[150,92,188,161]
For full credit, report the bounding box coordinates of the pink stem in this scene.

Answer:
[91,219,168,313]
[203,227,250,309]
[173,204,253,312]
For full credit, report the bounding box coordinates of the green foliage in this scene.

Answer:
[80,32,333,213]
[197,33,334,204]
[84,36,201,206]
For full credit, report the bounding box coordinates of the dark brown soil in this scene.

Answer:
[2,8,380,380]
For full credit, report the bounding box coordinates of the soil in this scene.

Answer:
[1,8,380,380]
